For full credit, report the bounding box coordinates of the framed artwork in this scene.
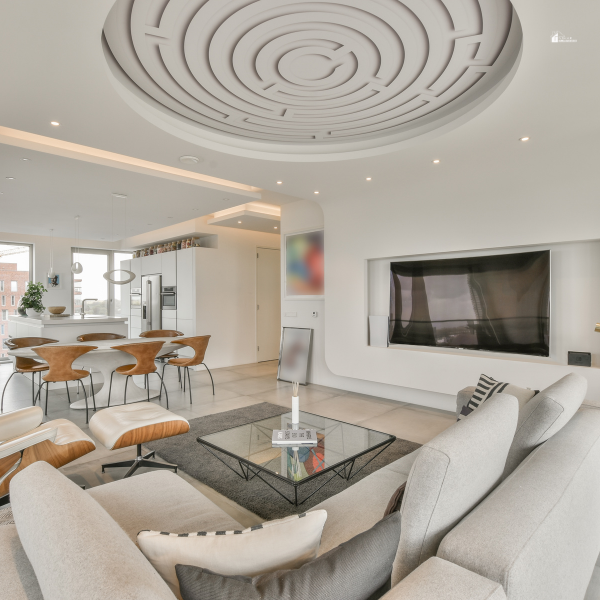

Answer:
[277,327,313,385]
[285,229,324,299]
[47,274,60,288]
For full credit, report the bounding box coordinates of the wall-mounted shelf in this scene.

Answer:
[130,232,218,250]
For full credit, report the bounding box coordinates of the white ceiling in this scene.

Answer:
[102,0,521,160]
[0,0,598,244]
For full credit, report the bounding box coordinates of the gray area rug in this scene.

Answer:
[146,403,421,520]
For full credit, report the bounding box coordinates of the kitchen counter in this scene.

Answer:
[7,314,129,343]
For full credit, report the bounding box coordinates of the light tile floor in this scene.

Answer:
[1,359,598,597]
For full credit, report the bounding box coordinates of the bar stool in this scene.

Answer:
[140,330,183,385]
[33,345,98,424]
[107,341,169,408]
[162,335,214,403]
[1,337,59,413]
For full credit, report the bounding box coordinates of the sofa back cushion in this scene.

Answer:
[438,409,600,600]
[10,461,175,600]
[502,373,586,478]
[392,393,518,585]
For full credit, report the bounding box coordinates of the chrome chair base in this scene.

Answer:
[101,444,177,478]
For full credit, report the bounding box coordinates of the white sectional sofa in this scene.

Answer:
[1,373,599,600]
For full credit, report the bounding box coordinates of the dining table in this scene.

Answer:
[7,336,183,410]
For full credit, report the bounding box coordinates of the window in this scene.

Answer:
[0,325,3,335]
[13,310,17,316]
[0,281,3,291]
[1,296,4,306]
[1,310,7,321]
[10,281,17,292]
[11,295,15,306]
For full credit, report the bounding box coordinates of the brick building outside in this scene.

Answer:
[0,263,29,359]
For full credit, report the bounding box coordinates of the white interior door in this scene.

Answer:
[257,248,281,362]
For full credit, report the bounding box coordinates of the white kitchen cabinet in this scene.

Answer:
[161,252,177,287]
[130,257,142,284]
[175,318,194,357]
[176,249,194,320]
[162,315,177,332]
[130,326,141,339]
[142,253,161,275]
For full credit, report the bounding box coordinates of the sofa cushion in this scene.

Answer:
[175,511,401,600]
[502,373,586,478]
[137,511,327,599]
[392,393,518,585]
[438,409,600,600]
[0,525,43,600]
[88,470,242,541]
[311,449,419,556]
[10,461,176,600]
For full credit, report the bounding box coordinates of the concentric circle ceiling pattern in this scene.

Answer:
[103,0,522,159]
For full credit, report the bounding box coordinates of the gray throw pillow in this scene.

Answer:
[176,511,401,600]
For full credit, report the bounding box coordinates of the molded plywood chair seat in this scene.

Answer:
[163,335,214,402]
[76,333,127,342]
[33,345,98,424]
[107,341,169,408]
[1,337,58,413]
[0,406,95,503]
[140,330,184,384]
[89,402,189,479]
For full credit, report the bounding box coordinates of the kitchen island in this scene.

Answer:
[8,314,128,343]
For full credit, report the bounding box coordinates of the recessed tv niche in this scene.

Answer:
[389,250,550,356]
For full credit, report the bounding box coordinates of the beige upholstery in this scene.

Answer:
[383,558,507,600]
[0,407,43,442]
[438,409,600,600]
[89,403,189,450]
[393,394,519,585]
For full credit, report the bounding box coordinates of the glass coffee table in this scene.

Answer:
[197,411,395,506]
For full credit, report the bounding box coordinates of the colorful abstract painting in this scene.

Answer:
[285,230,324,297]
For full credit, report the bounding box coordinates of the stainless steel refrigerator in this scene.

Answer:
[142,274,162,332]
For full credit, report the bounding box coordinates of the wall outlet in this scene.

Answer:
[568,351,591,367]
[312,311,318,318]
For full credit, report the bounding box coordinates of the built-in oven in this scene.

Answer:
[161,286,177,310]
[130,287,142,309]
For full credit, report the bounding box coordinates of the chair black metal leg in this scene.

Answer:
[186,367,193,404]
[156,372,169,409]
[147,374,150,402]
[108,371,115,407]
[178,366,182,387]
[203,363,215,395]
[65,381,71,404]
[81,381,89,424]
[1,371,16,413]
[31,372,35,405]
[182,367,186,393]
[88,372,96,411]
[124,375,130,405]
[44,382,49,416]
[124,461,141,478]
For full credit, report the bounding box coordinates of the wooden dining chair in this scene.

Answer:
[107,341,169,408]
[1,337,59,413]
[140,329,184,385]
[76,333,126,342]
[33,345,98,424]
[162,335,214,403]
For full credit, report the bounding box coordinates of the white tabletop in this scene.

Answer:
[7,337,183,357]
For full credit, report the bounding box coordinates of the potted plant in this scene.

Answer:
[21,281,47,317]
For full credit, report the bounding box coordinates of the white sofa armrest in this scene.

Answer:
[381,558,506,600]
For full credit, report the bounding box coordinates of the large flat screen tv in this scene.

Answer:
[389,250,550,356]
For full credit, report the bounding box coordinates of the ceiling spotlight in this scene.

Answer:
[520,137,530,142]
[433,159,440,164]
[276,181,282,185]
[22,158,30,161]
[6,177,14,180]
[50,121,60,126]
[179,155,200,165]
[274,226,278,229]
[238,221,242,224]
[366,177,372,181]
[314,191,319,194]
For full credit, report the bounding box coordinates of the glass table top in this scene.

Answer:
[198,411,395,484]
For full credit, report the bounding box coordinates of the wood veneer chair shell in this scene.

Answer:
[163,336,214,401]
[139,330,183,338]
[76,333,126,342]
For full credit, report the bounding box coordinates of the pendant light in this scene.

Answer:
[103,194,135,285]
[47,229,55,278]
[71,216,83,274]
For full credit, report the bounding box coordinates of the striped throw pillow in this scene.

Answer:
[458,374,509,420]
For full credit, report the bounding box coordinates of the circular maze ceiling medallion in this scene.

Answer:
[103,0,522,161]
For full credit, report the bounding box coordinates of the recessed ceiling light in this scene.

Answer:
[366,177,372,181]
[314,191,319,194]
[274,226,278,229]
[433,159,440,164]
[22,158,30,161]
[276,181,282,185]
[238,221,242,224]
[112,193,128,199]
[6,177,14,180]
[179,155,200,165]
[50,121,59,126]
[520,136,530,142]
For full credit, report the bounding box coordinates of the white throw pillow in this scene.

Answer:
[138,510,327,599]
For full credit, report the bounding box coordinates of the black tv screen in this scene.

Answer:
[389,250,550,356]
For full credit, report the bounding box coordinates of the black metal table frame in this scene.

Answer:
[197,412,396,506]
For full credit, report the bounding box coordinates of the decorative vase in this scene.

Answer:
[26,308,41,317]
[291,382,300,427]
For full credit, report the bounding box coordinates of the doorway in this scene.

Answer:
[256,247,281,362]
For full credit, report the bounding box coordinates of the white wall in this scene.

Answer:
[281,201,600,410]
[0,230,120,311]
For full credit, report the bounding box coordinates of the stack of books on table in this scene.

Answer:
[272,429,317,446]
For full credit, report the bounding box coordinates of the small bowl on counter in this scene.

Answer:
[47,306,66,315]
